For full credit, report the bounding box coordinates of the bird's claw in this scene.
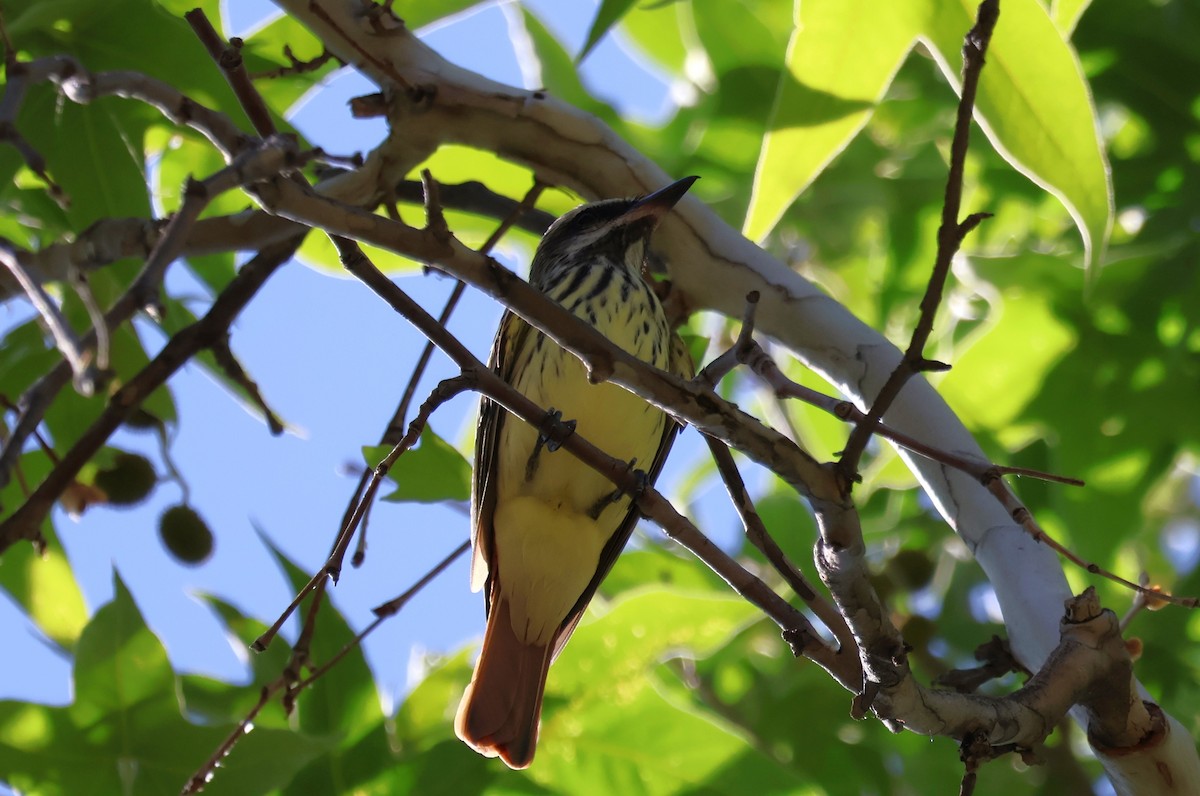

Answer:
[537,408,576,453]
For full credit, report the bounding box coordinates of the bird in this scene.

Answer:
[454,176,698,769]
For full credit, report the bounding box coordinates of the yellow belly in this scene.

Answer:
[493,265,671,644]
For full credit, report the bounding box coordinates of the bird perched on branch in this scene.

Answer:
[455,177,697,768]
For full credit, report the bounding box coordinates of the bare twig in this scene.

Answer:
[704,435,858,665]
[136,140,307,314]
[180,685,274,795]
[0,119,66,205]
[6,179,553,300]
[0,242,99,394]
[67,266,110,373]
[387,179,547,443]
[985,481,1198,608]
[185,10,278,138]
[737,336,1084,487]
[695,291,760,389]
[837,0,999,488]
[295,540,470,688]
[250,45,340,79]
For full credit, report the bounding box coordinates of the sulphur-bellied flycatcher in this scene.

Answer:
[455,176,697,768]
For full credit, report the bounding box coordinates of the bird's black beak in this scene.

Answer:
[621,176,699,226]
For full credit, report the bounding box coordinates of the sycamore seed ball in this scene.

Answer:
[94,452,158,507]
[159,504,214,565]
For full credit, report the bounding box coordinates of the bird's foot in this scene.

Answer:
[537,408,576,453]
[526,409,577,481]
[586,459,645,519]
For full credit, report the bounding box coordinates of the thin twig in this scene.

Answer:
[696,291,759,389]
[180,685,275,795]
[704,435,858,663]
[0,243,98,394]
[251,371,471,651]
[250,46,340,80]
[739,335,1083,488]
[185,10,278,138]
[135,141,304,315]
[720,333,1190,605]
[293,540,470,689]
[68,266,110,373]
[4,179,553,302]
[837,0,1000,489]
[986,480,1198,608]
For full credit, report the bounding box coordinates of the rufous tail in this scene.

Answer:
[455,596,553,769]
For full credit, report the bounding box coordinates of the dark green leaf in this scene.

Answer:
[0,572,330,795]
[578,0,637,63]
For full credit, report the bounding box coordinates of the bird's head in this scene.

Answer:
[530,176,698,283]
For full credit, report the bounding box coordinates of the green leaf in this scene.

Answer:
[243,12,340,115]
[0,458,87,648]
[514,6,620,125]
[938,289,1075,429]
[530,589,797,792]
[178,595,294,728]
[547,588,757,703]
[919,0,1113,274]
[578,0,637,64]
[1050,0,1093,36]
[371,427,471,504]
[256,537,392,795]
[745,0,1113,274]
[690,0,792,74]
[598,543,726,599]
[0,320,60,406]
[261,540,382,740]
[744,0,919,242]
[399,0,489,31]
[0,572,331,796]
[612,0,690,76]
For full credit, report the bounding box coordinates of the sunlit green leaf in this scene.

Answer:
[370,426,472,504]
[614,0,690,76]
[938,291,1075,429]
[0,459,87,648]
[744,0,920,242]
[747,0,1112,275]
[1050,0,1093,36]
[399,0,489,31]
[0,573,331,795]
[920,0,1113,274]
[514,6,620,125]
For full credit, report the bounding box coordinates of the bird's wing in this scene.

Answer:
[550,330,695,659]
[470,310,534,607]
